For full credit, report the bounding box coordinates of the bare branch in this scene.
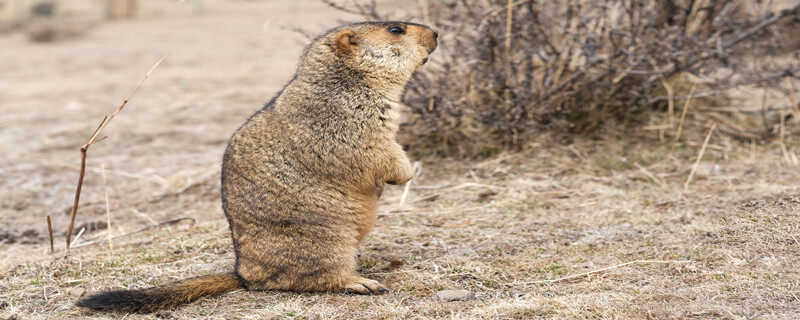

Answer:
[721,2,800,48]
[64,56,166,253]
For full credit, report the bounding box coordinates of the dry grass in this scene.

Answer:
[4,134,800,319]
[2,1,800,319]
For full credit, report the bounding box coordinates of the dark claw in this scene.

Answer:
[375,182,385,198]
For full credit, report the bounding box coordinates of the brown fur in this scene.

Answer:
[75,21,437,313]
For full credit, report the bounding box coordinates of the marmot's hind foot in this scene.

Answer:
[342,277,388,294]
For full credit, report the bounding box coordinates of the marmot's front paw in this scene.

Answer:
[387,163,415,185]
[386,173,413,185]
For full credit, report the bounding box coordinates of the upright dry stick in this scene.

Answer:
[504,0,513,85]
[779,110,793,165]
[64,56,166,253]
[46,214,54,253]
[661,79,675,127]
[667,85,697,159]
[684,122,716,191]
[419,0,431,26]
[102,163,113,250]
[674,85,697,142]
[785,77,799,119]
[505,0,512,57]
[399,162,423,204]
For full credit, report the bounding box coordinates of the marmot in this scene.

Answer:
[75,21,438,313]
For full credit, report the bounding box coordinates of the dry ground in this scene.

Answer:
[1,1,799,319]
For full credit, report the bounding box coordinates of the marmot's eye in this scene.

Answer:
[388,26,405,35]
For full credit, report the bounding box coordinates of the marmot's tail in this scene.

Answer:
[75,272,243,313]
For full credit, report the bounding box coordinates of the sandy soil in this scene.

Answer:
[1,1,799,319]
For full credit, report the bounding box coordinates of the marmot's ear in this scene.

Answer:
[334,30,358,53]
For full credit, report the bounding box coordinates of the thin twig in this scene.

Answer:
[71,217,195,249]
[674,85,697,143]
[476,0,531,30]
[450,182,505,191]
[419,0,431,26]
[612,65,634,84]
[685,122,716,191]
[46,214,54,253]
[633,162,670,191]
[510,260,693,285]
[38,161,170,187]
[276,23,314,41]
[201,299,221,320]
[320,0,365,16]
[410,183,455,190]
[647,67,800,103]
[785,77,799,119]
[400,162,423,204]
[568,145,586,162]
[695,105,797,113]
[642,124,672,131]
[504,0,513,81]
[661,79,674,127]
[65,56,166,253]
[102,164,113,251]
[666,85,697,158]
[71,227,86,249]
[779,110,793,165]
[721,2,800,48]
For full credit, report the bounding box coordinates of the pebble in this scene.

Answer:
[156,310,174,318]
[435,289,475,301]
[67,287,86,298]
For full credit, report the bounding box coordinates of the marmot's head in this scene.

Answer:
[299,21,438,95]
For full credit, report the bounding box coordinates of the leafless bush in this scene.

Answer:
[328,0,800,157]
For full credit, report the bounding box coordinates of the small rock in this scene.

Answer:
[67,287,85,298]
[435,289,475,301]
[729,257,746,266]
[156,310,173,318]
[508,290,524,298]
[474,291,492,300]
[759,257,777,267]
[478,190,497,201]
